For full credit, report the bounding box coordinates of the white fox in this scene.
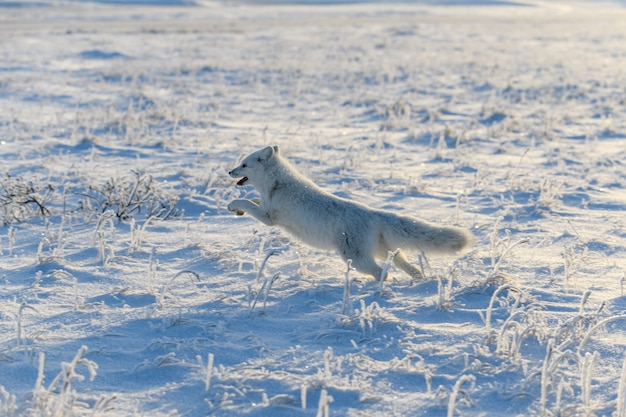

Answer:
[227,146,474,280]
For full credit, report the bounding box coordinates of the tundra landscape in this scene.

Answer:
[1,0,626,415]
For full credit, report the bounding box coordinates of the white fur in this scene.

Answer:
[228,146,474,280]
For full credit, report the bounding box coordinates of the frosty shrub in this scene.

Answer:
[75,171,180,222]
[0,173,54,226]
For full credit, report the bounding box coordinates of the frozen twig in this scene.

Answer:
[342,260,356,316]
[157,270,200,308]
[196,353,215,392]
[617,353,626,417]
[256,250,277,282]
[315,389,333,417]
[485,284,518,334]
[379,249,400,292]
[578,315,626,355]
[447,374,475,417]
[16,303,39,348]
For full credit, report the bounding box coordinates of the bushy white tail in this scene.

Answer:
[382,213,474,255]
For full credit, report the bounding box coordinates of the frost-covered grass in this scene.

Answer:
[1,1,626,416]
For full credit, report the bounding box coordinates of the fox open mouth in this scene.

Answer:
[236,176,249,186]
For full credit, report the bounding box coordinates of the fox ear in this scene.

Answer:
[259,146,275,161]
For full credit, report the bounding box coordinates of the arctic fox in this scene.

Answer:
[227,146,474,280]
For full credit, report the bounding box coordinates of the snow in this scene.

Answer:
[1,0,626,415]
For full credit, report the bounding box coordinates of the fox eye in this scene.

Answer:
[242,164,247,168]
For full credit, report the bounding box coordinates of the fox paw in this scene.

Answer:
[227,200,246,216]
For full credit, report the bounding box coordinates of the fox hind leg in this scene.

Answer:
[338,238,384,280]
[393,250,423,279]
[377,236,422,280]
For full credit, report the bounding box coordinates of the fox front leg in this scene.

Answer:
[227,199,257,216]
[227,198,261,215]
[227,199,273,226]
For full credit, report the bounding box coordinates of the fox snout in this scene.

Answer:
[228,167,249,186]
[228,166,243,177]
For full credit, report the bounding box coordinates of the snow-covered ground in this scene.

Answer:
[1,0,626,415]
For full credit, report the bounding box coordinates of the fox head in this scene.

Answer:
[228,145,279,187]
